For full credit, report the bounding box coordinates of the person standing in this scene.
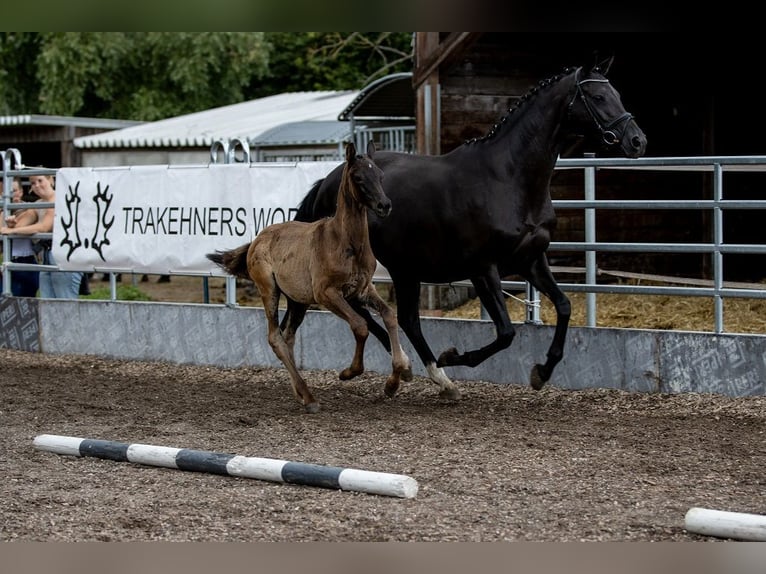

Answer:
[0,173,82,299]
[0,178,39,296]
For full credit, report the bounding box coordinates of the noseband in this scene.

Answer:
[569,68,633,146]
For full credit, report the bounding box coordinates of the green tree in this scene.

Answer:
[0,32,412,120]
[0,33,43,115]
[35,32,270,120]
[253,32,412,97]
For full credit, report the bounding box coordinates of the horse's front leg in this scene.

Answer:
[392,276,460,400]
[349,299,392,352]
[523,254,570,390]
[317,289,370,381]
[437,266,516,368]
[362,288,412,398]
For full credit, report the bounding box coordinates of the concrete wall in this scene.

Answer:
[1,296,764,397]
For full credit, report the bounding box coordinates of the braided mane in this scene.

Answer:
[465,67,577,145]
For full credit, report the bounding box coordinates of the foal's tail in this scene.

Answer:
[206,243,250,280]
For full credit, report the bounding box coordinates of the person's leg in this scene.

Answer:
[11,269,40,297]
[49,270,83,299]
[38,271,54,298]
[42,250,82,299]
[38,250,54,298]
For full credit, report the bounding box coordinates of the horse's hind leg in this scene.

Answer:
[257,280,319,413]
[392,276,460,400]
[281,298,308,367]
[437,267,516,368]
[363,289,412,398]
[523,254,571,390]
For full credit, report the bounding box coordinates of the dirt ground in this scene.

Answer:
[2,349,765,543]
[1,274,765,542]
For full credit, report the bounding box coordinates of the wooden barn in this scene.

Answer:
[410,33,764,282]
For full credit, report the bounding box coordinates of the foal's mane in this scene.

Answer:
[465,66,578,145]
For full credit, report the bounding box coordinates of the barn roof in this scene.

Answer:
[0,114,140,130]
[339,72,414,121]
[250,120,355,146]
[73,91,359,149]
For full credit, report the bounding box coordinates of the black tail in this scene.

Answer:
[206,243,251,280]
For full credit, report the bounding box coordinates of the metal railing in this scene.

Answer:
[2,150,766,334]
[1,152,58,294]
[488,155,766,333]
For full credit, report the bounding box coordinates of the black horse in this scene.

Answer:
[294,62,647,399]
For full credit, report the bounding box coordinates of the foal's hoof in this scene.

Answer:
[339,367,363,380]
[384,378,400,398]
[438,386,461,401]
[530,364,547,390]
[436,347,459,367]
[304,402,321,414]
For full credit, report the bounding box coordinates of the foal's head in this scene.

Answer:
[343,140,391,218]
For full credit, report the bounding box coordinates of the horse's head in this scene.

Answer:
[567,64,647,158]
[345,140,392,218]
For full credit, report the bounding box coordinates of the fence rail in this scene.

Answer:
[2,150,766,335]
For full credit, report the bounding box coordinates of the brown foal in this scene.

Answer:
[208,141,411,413]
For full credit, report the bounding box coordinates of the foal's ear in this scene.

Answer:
[345,141,356,162]
[366,139,376,157]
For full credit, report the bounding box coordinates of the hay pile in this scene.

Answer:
[443,290,766,334]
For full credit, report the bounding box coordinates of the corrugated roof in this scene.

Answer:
[250,120,355,147]
[0,114,141,129]
[339,72,414,121]
[73,91,358,149]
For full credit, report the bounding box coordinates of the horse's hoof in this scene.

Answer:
[401,367,413,382]
[437,347,459,367]
[304,402,321,414]
[438,386,461,400]
[530,364,547,390]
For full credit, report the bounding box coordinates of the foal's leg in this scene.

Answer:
[316,289,371,381]
[391,276,460,400]
[258,281,319,413]
[281,298,308,368]
[349,299,392,353]
[522,254,570,390]
[361,287,412,397]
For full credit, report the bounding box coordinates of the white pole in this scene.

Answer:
[684,507,766,541]
[34,434,418,499]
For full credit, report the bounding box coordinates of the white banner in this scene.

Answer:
[53,162,339,275]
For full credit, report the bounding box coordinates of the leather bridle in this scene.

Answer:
[569,67,634,146]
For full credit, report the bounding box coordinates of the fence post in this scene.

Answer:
[584,152,597,327]
[713,163,724,333]
[210,139,251,307]
[1,148,23,296]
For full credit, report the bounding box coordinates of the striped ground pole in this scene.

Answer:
[33,434,418,499]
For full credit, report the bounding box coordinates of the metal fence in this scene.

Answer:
[0,150,57,292]
[2,149,766,335]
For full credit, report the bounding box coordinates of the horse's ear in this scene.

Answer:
[366,139,376,157]
[589,53,614,76]
[345,141,356,162]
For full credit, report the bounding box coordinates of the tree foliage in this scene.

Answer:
[0,32,413,121]
[253,32,412,97]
